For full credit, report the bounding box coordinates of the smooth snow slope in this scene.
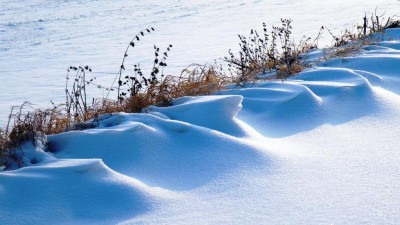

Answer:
[1,0,399,125]
[1,29,400,224]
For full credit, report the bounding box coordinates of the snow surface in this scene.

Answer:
[1,0,399,125]
[1,29,400,224]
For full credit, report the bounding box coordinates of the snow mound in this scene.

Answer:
[292,67,380,124]
[321,31,400,95]
[0,159,153,225]
[219,65,382,137]
[48,112,267,191]
[219,82,323,137]
[149,95,254,137]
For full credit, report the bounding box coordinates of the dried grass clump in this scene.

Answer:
[224,19,316,85]
[0,97,107,169]
[114,63,227,112]
[171,63,228,97]
[0,102,51,169]
[323,10,400,60]
[0,127,24,169]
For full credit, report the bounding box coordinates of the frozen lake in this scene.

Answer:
[0,0,398,125]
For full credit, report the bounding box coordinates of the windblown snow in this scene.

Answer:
[1,30,400,224]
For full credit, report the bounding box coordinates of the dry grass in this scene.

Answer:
[172,64,228,97]
[0,62,229,169]
[2,15,400,170]
[322,11,399,60]
[224,19,317,85]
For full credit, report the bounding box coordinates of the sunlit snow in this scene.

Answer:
[1,1,400,224]
[1,25,400,224]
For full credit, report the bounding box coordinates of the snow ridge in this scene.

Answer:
[1,29,400,225]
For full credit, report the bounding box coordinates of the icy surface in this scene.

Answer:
[1,0,399,125]
[1,29,400,224]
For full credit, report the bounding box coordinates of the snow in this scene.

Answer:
[1,28,400,224]
[1,0,399,125]
[2,0,400,223]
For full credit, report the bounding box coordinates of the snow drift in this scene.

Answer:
[1,29,400,224]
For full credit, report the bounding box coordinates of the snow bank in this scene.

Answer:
[1,29,400,225]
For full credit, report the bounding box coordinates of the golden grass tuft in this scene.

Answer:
[172,64,228,97]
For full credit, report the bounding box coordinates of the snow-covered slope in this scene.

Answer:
[1,29,400,224]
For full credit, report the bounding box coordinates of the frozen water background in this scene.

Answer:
[0,0,398,125]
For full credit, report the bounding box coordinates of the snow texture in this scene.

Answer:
[1,28,400,224]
